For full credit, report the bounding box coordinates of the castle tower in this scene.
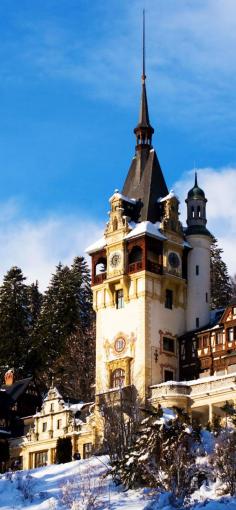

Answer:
[185,173,212,331]
[87,16,189,402]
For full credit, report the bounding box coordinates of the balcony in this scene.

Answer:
[94,272,107,285]
[128,261,144,274]
[146,260,162,275]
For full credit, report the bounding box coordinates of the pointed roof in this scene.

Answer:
[122,11,168,223]
[187,172,206,200]
[122,149,168,223]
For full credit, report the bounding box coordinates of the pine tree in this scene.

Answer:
[35,257,95,398]
[35,263,79,369]
[211,428,236,496]
[230,274,236,299]
[56,437,72,464]
[0,267,32,378]
[112,406,201,504]
[210,237,232,309]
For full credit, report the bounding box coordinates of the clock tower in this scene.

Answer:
[87,27,191,403]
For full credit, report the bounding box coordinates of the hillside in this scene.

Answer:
[0,456,236,509]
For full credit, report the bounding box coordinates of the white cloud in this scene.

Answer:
[0,166,235,293]
[12,0,236,129]
[0,202,103,291]
[174,166,236,276]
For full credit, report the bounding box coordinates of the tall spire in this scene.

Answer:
[134,10,154,150]
[142,8,146,82]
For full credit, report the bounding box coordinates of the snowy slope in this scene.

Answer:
[0,456,236,509]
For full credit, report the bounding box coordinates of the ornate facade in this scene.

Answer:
[87,49,212,410]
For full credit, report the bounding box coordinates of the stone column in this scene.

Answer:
[209,403,213,423]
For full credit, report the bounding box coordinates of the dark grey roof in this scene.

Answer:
[122,148,168,223]
[135,82,154,131]
[187,172,206,200]
[185,225,212,238]
[2,377,33,402]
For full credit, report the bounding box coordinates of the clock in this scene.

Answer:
[110,252,121,268]
[168,252,180,269]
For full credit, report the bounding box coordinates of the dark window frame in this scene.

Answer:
[165,289,173,310]
[116,289,124,309]
[163,336,175,353]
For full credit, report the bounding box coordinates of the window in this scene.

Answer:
[192,339,197,357]
[196,265,199,275]
[50,403,54,413]
[203,335,208,347]
[206,292,208,303]
[115,337,125,352]
[198,337,202,349]
[163,336,175,353]
[165,289,173,310]
[111,368,125,388]
[164,369,174,382]
[197,206,201,218]
[116,289,124,309]
[180,342,186,360]
[42,422,47,432]
[83,443,93,459]
[35,450,48,468]
[228,328,234,342]
[215,332,223,345]
[57,419,62,430]
[196,317,199,329]
[233,307,236,316]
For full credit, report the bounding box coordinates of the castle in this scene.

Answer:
[86,26,236,428]
[8,24,236,470]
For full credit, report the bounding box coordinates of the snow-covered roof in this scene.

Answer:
[86,237,106,255]
[109,191,137,204]
[44,387,63,401]
[158,189,179,202]
[151,371,236,389]
[125,221,167,241]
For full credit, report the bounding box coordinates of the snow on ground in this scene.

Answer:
[0,456,154,510]
[0,456,236,509]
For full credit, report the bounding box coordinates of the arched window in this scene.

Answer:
[128,246,143,264]
[113,217,118,231]
[197,205,201,218]
[111,368,125,388]
[95,257,107,275]
[191,206,194,218]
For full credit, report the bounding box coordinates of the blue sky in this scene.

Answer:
[0,0,236,288]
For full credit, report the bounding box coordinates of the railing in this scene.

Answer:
[146,260,162,275]
[128,261,144,274]
[94,272,107,285]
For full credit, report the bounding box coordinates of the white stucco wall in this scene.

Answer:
[186,234,211,331]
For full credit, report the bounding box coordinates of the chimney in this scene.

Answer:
[4,369,14,386]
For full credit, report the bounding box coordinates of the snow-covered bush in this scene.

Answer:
[15,472,36,502]
[211,428,236,496]
[111,406,205,505]
[60,465,105,509]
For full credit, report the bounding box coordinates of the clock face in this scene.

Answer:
[168,252,180,269]
[110,252,121,268]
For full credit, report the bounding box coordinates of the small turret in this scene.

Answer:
[185,173,212,331]
[185,172,211,237]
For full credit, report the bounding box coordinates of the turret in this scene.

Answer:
[185,173,212,331]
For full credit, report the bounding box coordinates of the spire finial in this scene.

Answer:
[134,10,154,149]
[142,9,146,83]
[195,171,198,187]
